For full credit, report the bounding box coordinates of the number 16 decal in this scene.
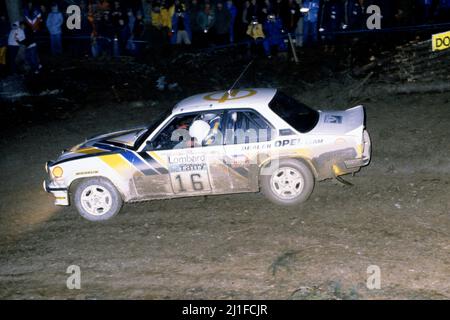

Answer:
[172,172,211,193]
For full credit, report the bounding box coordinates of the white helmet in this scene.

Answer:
[189,120,210,144]
[201,113,218,122]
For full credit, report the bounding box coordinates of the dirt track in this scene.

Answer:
[0,78,449,299]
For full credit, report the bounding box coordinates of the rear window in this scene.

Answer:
[269,92,319,133]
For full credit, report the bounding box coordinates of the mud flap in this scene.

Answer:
[334,174,353,186]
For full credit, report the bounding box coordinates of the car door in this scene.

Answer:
[138,111,230,199]
[222,109,274,192]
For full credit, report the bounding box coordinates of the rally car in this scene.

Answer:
[44,88,371,221]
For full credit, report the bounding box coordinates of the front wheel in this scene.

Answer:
[260,159,314,206]
[73,178,123,221]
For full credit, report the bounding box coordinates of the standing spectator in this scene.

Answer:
[273,0,285,18]
[88,3,100,57]
[171,7,192,45]
[214,2,231,45]
[247,0,261,22]
[97,11,114,55]
[189,0,202,45]
[283,0,301,33]
[197,3,216,46]
[161,0,175,31]
[7,21,25,74]
[295,0,305,47]
[320,0,345,52]
[129,11,145,55]
[133,11,146,39]
[241,1,251,38]
[302,0,320,46]
[142,0,153,24]
[150,1,167,47]
[46,4,64,56]
[1,15,9,70]
[226,0,237,42]
[151,2,163,29]
[263,13,287,58]
[24,2,43,33]
[116,18,131,53]
[344,0,365,30]
[97,0,111,12]
[18,21,41,74]
[246,15,265,55]
[393,0,413,26]
[39,4,48,26]
[111,1,125,29]
[263,0,274,13]
[127,9,136,33]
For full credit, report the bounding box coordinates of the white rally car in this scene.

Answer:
[44,88,371,221]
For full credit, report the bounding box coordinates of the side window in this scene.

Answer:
[147,111,224,150]
[225,110,272,145]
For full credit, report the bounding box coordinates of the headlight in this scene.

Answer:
[52,166,64,178]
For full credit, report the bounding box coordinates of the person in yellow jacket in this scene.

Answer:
[246,18,265,40]
[160,1,175,30]
[151,4,163,29]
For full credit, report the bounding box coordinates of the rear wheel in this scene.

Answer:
[260,159,314,206]
[74,178,123,221]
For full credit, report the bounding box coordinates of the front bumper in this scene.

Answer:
[43,180,69,206]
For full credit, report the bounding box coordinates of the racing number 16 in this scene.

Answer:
[174,173,205,192]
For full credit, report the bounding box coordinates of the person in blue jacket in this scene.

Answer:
[302,0,320,46]
[171,7,192,45]
[263,13,287,58]
[46,4,64,55]
[226,0,238,43]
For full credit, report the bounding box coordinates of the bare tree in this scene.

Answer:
[5,0,23,23]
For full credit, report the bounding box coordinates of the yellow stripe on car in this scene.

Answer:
[77,147,103,155]
[148,151,168,169]
[99,154,136,176]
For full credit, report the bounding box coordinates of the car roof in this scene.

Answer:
[172,88,278,114]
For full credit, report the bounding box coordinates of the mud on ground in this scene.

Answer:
[0,53,449,299]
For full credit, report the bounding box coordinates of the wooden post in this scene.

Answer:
[288,33,299,64]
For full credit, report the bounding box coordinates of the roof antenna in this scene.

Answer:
[227,60,253,95]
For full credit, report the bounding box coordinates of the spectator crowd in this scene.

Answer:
[1,0,450,74]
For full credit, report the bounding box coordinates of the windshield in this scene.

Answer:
[269,92,319,133]
[134,109,172,149]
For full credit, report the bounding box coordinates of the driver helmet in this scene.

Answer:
[189,120,210,144]
[200,113,218,122]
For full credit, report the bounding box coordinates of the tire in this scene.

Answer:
[73,177,123,221]
[260,159,315,206]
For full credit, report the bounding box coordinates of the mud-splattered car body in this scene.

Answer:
[44,88,371,219]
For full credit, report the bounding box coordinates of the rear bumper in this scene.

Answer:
[344,156,371,169]
[344,129,371,169]
[43,180,69,206]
